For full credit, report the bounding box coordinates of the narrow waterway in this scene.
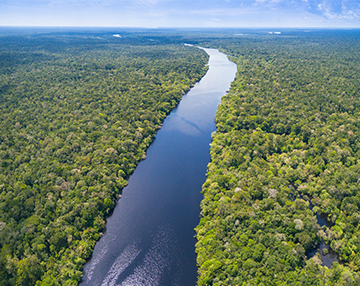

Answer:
[80,47,237,286]
[307,202,339,268]
[291,186,339,267]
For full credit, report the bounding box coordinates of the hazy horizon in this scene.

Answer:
[1,0,359,28]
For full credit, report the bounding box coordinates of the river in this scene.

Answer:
[80,47,237,286]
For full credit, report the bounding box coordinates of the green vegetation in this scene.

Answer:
[0,31,208,285]
[3,28,360,286]
[196,30,360,285]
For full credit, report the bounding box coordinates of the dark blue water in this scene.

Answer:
[80,47,237,286]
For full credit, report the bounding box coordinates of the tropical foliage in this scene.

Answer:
[196,30,360,285]
[0,31,208,285]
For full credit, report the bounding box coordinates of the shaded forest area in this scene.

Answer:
[196,30,360,285]
[0,30,208,285]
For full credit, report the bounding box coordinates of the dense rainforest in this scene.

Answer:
[196,30,360,285]
[0,30,209,285]
[3,28,360,286]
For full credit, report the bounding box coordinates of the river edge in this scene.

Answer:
[80,47,237,285]
[76,45,210,283]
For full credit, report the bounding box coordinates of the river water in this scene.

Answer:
[292,187,339,267]
[80,47,237,286]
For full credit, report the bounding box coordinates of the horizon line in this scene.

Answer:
[1,25,360,29]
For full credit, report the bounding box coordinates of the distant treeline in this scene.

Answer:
[196,30,360,285]
[0,32,208,285]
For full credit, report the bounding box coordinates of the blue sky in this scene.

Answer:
[0,0,359,27]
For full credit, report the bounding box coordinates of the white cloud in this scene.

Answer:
[189,7,257,16]
[315,0,360,20]
[1,0,360,27]
[136,0,160,5]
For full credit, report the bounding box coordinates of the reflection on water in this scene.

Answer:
[100,241,141,286]
[118,225,179,286]
[80,48,237,286]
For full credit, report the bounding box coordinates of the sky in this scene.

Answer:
[0,0,359,28]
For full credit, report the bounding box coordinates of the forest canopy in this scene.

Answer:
[2,27,360,286]
[0,29,209,285]
[196,30,360,285]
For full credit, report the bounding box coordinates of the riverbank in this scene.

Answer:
[0,30,209,285]
[80,48,236,285]
[196,31,360,285]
